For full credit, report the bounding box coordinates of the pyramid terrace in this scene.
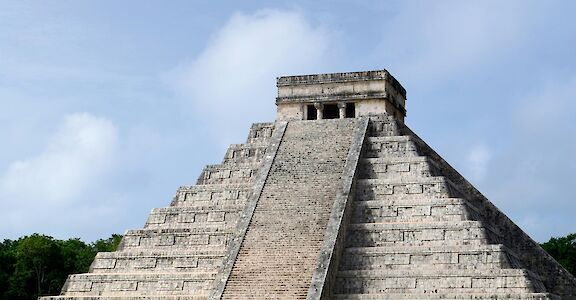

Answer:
[42,70,576,299]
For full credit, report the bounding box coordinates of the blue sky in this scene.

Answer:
[1,1,575,242]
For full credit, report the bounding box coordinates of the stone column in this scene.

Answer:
[338,102,346,119]
[314,103,324,120]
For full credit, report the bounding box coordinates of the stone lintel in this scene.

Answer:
[276,69,406,96]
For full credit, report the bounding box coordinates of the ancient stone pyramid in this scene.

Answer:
[42,70,576,299]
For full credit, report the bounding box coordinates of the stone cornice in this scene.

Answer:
[276,92,407,115]
[276,92,389,104]
[277,69,406,98]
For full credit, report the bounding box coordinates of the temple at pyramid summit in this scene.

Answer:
[42,70,576,299]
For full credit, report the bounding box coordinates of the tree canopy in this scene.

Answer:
[540,233,576,276]
[0,234,121,300]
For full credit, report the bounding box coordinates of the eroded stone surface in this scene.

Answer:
[221,119,360,299]
[330,115,575,299]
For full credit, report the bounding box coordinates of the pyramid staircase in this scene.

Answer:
[219,118,362,299]
[330,115,575,299]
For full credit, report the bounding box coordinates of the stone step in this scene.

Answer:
[245,199,335,211]
[60,272,215,296]
[90,249,225,273]
[363,136,420,158]
[169,202,244,212]
[355,177,462,200]
[333,292,558,299]
[41,296,207,300]
[335,269,545,294]
[351,197,480,223]
[358,156,441,179]
[222,285,310,299]
[232,244,324,262]
[144,207,240,230]
[367,116,404,137]
[259,181,341,190]
[247,216,333,230]
[196,162,261,185]
[220,118,360,299]
[339,244,523,271]
[245,122,274,144]
[345,221,499,247]
[171,184,251,207]
[119,228,232,250]
[143,221,231,231]
[222,143,268,164]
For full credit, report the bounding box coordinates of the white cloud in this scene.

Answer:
[513,77,576,135]
[466,143,491,182]
[483,76,576,241]
[380,1,532,83]
[168,9,334,145]
[0,113,118,238]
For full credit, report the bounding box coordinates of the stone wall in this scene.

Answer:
[276,70,407,122]
[330,116,562,299]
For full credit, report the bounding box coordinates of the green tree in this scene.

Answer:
[0,233,123,300]
[0,239,17,298]
[59,238,94,274]
[11,234,62,298]
[92,234,123,252]
[541,233,576,276]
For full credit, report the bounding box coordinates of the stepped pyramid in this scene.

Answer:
[42,70,576,299]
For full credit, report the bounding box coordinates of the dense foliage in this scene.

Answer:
[540,233,576,276]
[0,234,122,300]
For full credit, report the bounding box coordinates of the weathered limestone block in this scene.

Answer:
[367,116,403,137]
[346,221,494,248]
[332,293,558,299]
[245,122,274,144]
[170,185,251,208]
[61,273,215,296]
[90,250,225,273]
[358,157,440,179]
[144,207,239,230]
[222,143,268,164]
[196,163,260,185]
[363,136,420,158]
[355,177,461,200]
[119,228,232,251]
[340,245,517,271]
[335,269,544,294]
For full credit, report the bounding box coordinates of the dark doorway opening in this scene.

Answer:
[307,104,317,120]
[345,103,355,118]
[323,104,339,119]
